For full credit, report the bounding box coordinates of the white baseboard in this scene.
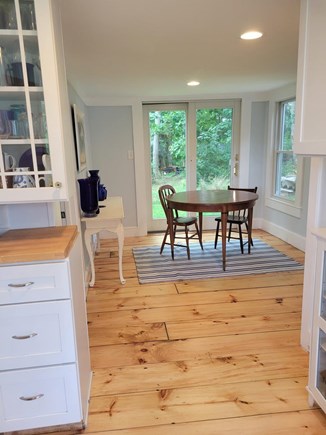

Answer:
[99,226,145,238]
[261,219,306,251]
[99,221,306,252]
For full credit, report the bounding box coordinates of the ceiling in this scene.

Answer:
[58,0,300,103]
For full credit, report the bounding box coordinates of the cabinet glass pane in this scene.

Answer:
[0,35,41,89]
[0,0,17,30]
[19,0,36,30]
[23,36,42,86]
[320,252,326,320]
[317,330,326,398]
[1,141,51,189]
[0,97,29,138]
[0,36,21,86]
[31,95,47,139]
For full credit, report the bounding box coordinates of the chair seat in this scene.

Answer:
[174,216,197,226]
[215,215,247,224]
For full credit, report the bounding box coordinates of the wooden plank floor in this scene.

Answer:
[19,230,326,434]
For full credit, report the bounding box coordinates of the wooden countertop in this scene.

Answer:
[0,225,78,264]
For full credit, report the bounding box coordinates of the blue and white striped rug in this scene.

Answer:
[132,239,303,284]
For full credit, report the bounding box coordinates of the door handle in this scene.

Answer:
[233,153,239,176]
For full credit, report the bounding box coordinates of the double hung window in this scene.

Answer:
[274,99,297,201]
[266,96,303,218]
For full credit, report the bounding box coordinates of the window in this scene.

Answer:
[265,95,303,218]
[274,99,297,201]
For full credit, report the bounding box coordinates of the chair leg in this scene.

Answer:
[239,224,244,254]
[169,224,178,260]
[160,227,169,254]
[185,226,190,260]
[214,221,220,249]
[245,222,254,246]
[228,222,232,242]
[195,221,204,250]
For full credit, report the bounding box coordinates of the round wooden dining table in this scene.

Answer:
[166,189,259,270]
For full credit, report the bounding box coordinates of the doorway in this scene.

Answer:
[143,100,240,231]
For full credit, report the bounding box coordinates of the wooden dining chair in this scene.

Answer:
[214,186,258,253]
[158,184,203,260]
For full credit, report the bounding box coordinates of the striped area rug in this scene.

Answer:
[132,239,303,284]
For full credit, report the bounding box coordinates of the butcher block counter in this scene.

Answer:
[0,225,78,264]
[0,224,91,433]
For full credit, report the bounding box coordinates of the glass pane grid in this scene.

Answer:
[0,1,52,190]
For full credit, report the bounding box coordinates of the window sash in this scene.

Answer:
[274,99,296,202]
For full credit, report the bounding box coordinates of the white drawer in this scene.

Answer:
[0,301,76,370]
[0,262,71,305]
[0,364,82,432]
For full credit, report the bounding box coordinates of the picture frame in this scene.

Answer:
[72,104,87,172]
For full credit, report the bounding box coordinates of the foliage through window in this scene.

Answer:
[196,108,233,190]
[149,108,234,189]
[274,99,296,201]
[144,100,240,227]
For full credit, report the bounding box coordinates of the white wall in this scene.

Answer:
[68,84,93,179]
[0,202,56,234]
[248,101,269,221]
[87,106,137,228]
[259,85,310,249]
[84,90,309,247]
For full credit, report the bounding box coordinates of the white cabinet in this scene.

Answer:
[0,228,92,433]
[294,0,326,155]
[0,0,70,202]
[0,301,76,370]
[0,365,82,429]
[308,229,326,411]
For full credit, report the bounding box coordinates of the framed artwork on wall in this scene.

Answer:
[72,104,87,172]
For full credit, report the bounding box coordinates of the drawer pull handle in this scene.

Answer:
[12,333,38,340]
[19,393,44,401]
[8,282,34,288]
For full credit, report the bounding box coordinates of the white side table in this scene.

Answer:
[81,197,126,286]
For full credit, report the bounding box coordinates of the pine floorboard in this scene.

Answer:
[16,230,326,435]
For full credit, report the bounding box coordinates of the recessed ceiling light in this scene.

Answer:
[187,81,200,86]
[240,31,263,40]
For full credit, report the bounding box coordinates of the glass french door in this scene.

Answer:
[143,100,240,231]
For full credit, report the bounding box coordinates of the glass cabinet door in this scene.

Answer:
[0,0,53,191]
[309,244,326,413]
[316,329,326,398]
[320,252,326,321]
[316,252,326,398]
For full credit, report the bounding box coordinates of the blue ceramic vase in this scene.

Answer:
[98,184,107,201]
[88,169,102,209]
[77,177,99,217]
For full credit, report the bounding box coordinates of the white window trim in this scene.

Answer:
[265,97,304,218]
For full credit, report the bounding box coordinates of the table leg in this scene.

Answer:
[247,207,253,254]
[84,229,96,287]
[116,222,126,285]
[167,207,175,260]
[198,212,203,245]
[221,211,228,271]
